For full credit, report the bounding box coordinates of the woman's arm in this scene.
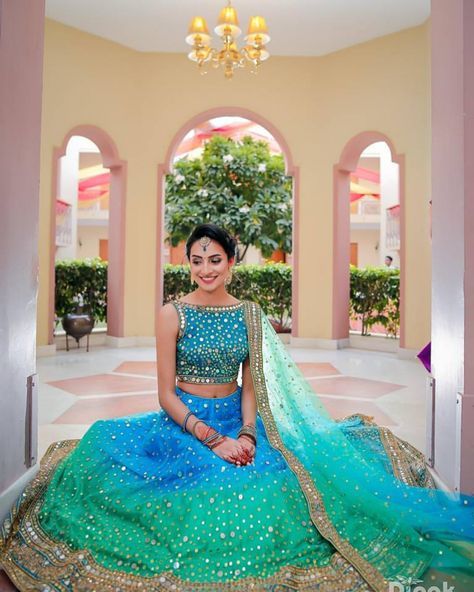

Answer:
[155,304,249,464]
[156,303,205,436]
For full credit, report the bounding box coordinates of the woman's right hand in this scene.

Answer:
[210,437,252,465]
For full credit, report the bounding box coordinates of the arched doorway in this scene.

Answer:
[333,131,405,347]
[155,107,299,336]
[49,125,126,345]
[156,107,300,335]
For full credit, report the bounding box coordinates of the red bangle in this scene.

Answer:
[209,436,227,450]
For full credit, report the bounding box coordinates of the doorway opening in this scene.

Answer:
[156,108,299,335]
[334,132,404,347]
[49,126,126,347]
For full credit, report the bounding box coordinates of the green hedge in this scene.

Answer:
[54,260,400,336]
[349,265,400,337]
[55,258,108,323]
[163,262,292,332]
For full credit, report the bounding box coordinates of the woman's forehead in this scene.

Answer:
[190,239,225,257]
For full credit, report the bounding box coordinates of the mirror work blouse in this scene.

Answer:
[171,300,249,384]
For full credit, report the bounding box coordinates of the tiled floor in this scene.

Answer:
[35,343,430,459]
[0,344,430,591]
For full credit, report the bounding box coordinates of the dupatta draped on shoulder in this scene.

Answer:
[243,300,474,592]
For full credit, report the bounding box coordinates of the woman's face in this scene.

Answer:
[189,239,233,292]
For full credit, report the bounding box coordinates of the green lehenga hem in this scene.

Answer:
[0,440,373,592]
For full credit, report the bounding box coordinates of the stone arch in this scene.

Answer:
[48,125,127,343]
[333,131,406,346]
[156,107,301,335]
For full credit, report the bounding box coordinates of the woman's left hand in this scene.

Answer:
[237,435,256,465]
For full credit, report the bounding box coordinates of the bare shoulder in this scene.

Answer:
[156,301,179,327]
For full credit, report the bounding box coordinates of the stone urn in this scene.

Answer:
[61,306,95,352]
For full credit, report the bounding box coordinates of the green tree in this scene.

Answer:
[165,135,292,260]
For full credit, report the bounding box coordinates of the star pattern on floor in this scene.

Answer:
[46,361,404,428]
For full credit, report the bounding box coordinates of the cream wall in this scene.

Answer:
[38,19,431,349]
[77,226,108,260]
[350,230,380,268]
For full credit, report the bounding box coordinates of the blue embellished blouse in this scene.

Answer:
[172,300,249,384]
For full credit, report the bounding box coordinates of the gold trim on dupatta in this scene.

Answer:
[243,301,390,592]
[336,414,436,490]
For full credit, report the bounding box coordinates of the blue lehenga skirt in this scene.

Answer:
[5,385,369,591]
[2,384,474,590]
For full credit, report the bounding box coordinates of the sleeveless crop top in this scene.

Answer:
[171,300,249,384]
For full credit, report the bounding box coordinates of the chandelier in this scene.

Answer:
[186,1,270,79]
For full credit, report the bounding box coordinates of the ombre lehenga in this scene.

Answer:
[1,300,473,591]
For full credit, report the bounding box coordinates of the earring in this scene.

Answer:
[225,270,233,286]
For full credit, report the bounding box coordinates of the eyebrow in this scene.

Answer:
[190,253,222,260]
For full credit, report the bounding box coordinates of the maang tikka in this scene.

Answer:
[199,236,211,251]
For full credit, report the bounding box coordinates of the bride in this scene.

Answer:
[1,223,473,591]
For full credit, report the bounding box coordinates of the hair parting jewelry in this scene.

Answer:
[199,235,211,251]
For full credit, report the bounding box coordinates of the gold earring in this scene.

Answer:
[225,270,233,286]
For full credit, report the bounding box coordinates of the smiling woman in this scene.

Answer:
[1,224,474,592]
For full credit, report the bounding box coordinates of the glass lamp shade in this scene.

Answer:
[245,16,270,45]
[215,5,241,38]
[186,16,211,45]
[244,45,270,62]
[188,46,212,62]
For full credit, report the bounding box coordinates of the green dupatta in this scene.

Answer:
[244,301,474,592]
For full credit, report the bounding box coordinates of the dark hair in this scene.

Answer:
[185,223,238,261]
[385,255,393,261]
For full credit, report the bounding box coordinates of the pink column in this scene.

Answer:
[0,0,45,502]
[431,0,474,493]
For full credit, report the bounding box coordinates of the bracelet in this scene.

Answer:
[209,435,226,450]
[203,431,220,446]
[239,433,257,445]
[238,424,257,443]
[182,411,194,433]
[191,419,207,439]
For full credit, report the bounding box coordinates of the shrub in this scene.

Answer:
[55,258,108,323]
[349,265,400,337]
[54,260,400,337]
[163,262,292,332]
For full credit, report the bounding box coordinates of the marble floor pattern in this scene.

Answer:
[0,344,430,591]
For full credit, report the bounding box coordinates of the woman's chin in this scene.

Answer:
[197,279,223,291]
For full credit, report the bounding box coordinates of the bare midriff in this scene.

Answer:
[176,379,239,399]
